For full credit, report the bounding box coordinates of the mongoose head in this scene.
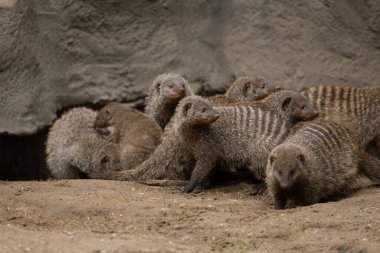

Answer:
[99,143,122,171]
[281,95,319,123]
[176,96,219,125]
[269,145,306,189]
[94,102,123,129]
[153,73,188,103]
[226,76,281,101]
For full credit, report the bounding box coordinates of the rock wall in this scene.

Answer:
[1,0,379,135]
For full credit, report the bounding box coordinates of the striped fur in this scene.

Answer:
[175,96,291,193]
[301,86,380,148]
[266,120,380,209]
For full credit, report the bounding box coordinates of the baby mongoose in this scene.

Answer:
[266,120,380,209]
[94,102,163,170]
[301,86,380,149]
[46,107,122,179]
[175,96,292,193]
[145,73,194,129]
[210,76,281,106]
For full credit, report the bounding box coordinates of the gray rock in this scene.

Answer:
[1,0,380,134]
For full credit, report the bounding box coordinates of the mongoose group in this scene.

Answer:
[46,73,380,209]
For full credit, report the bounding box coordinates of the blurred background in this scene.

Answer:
[1,0,379,180]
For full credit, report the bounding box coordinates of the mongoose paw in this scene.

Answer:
[200,177,213,188]
[183,183,196,193]
[250,181,267,195]
[274,202,286,210]
[274,196,287,210]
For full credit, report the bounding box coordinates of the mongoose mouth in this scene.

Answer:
[275,86,282,91]
[196,114,220,124]
[167,90,185,100]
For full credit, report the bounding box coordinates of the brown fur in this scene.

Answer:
[46,107,122,179]
[145,73,194,129]
[266,120,380,209]
[94,102,163,170]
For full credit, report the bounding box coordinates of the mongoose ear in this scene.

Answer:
[100,156,110,165]
[269,155,275,165]
[297,153,305,163]
[242,82,250,95]
[155,82,161,92]
[105,109,111,119]
[281,97,292,111]
[182,102,192,116]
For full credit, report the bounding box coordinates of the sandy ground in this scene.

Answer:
[0,180,379,253]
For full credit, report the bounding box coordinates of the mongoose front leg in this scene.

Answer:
[250,181,267,195]
[183,157,216,193]
[274,191,287,210]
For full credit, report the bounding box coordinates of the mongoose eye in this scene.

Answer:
[269,156,274,164]
[201,107,206,113]
[278,170,282,175]
[301,105,307,110]
[289,170,295,176]
[261,84,266,89]
[168,83,174,88]
[297,154,305,163]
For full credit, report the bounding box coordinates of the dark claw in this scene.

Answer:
[183,183,196,193]
[250,181,267,195]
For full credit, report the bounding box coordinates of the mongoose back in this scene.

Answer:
[145,73,194,129]
[175,96,292,193]
[94,102,163,170]
[301,86,380,148]
[46,107,122,179]
[210,76,281,106]
[266,120,380,209]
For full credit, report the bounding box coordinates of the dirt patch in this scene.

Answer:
[0,180,379,252]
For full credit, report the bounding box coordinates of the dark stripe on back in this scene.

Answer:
[254,108,259,131]
[330,86,336,107]
[260,110,266,134]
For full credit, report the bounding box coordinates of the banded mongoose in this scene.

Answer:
[145,73,194,129]
[266,120,380,209]
[94,102,163,170]
[253,90,319,124]
[90,92,318,186]
[46,107,122,179]
[174,95,292,193]
[301,86,380,149]
[210,76,281,106]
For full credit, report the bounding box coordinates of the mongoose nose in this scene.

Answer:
[314,111,320,117]
[177,85,185,92]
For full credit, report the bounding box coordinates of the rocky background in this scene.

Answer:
[1,0,380,179]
